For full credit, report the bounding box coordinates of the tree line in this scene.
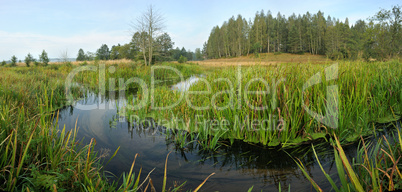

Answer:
[75,38,203,63]
[76,5,203,64]
[1,50,50,67]
[204,5,401,60]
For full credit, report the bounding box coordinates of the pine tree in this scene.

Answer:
[76,48,86,61]
[40,50,50,66]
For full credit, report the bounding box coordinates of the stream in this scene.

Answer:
[54,77,401,191]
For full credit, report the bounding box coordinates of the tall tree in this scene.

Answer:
[266,11,274,53]
[131,31,148,64]
[372,5,401,57]
[85,51,95,61]
[110,45,121,60]
[203,6,400,60]
[76,48,86,61]
[195,48,203,60]
[155,32,174,61]
[96,44,110,60]
[132,5,165,66]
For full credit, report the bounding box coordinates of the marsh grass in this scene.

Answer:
[126,60,401,149]
[2,59,400,191]
[296,128,402,191]
[0,64,210,191]
[0,66,115,191]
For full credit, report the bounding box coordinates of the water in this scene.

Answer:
[54,80,401,191]
[171,75,202,91]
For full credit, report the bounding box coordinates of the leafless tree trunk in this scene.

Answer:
[59,49,69,63]
[132,5,165,66]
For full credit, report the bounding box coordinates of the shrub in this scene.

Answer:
[178,55,187,63]
[48,64,60,70]
[79,61,88,66]
[10,55,17,67]
[1,60,6,66]
[25,53,34,67]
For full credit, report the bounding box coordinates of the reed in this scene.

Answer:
[126,60,401,149]
[0,63,210,191]
[296,129,402,191]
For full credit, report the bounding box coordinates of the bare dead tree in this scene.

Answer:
[59,49,69,63]
[131,5,165,66]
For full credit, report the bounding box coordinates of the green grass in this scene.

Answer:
[126,60,401,148]
[0,63,210,191]
[296,129,402,191]
[1,59,400,191]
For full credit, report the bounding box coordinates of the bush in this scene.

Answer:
[48,64,60,70]
[1,60,6,66]
[64,62,73,68]
[178,55,187,63]
[326,50,344,60]
[79,61,88,66]
[25,53,35,67]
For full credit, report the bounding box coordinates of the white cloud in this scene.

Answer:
[0,30,130,60]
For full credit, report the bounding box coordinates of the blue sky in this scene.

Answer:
[0,0,399,60]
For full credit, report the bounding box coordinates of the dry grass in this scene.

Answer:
[6,59,137,67]
[11,53,328,67]
[51,59,136,65]
[11,59,136,67]
[195,53,330,67]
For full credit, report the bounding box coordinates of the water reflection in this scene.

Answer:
[171,75,202,91]
[54,92,400,191]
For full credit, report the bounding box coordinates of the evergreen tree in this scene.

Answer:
[38,50,49,66]
[10,55,17,67]
[76,48,86,61]
[96,44,110,60]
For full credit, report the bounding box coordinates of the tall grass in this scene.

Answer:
[0,66,115,191]
[126,60,401,148]
[296,128,402,191]
[0,63,210,191]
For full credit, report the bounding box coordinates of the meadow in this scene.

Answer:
[0,57,401,191]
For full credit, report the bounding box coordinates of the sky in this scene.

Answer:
[0,0,399,60]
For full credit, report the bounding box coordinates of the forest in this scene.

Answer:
[204,5,401,60]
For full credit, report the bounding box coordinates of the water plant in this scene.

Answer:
[0,64,210,191]
[125,60,401,149]
[296,128,402,191]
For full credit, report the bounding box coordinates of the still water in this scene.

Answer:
[54,81,400,191]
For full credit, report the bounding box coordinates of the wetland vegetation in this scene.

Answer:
[1,3,401,192]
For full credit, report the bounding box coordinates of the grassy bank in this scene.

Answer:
[0,65,106,191]
[0,62,205,191]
